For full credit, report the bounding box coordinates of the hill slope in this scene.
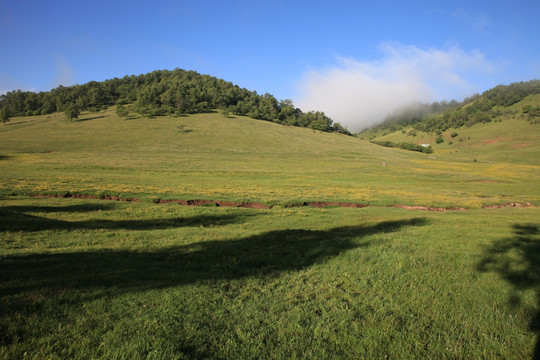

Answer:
[1,108,539,208]
[0,68,350,134]
[361,82,540,165]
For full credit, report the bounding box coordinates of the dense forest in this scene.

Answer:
[0,69,350,134]
[365,80,540,134]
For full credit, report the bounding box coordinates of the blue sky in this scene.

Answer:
[1,0,539,129]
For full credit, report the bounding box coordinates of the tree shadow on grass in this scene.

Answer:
[1,218,427,299]
[75,115,107,122]
[477,224,540,359]
[0,204,253,232]
[1,203,117,214]
[0,215,427,356]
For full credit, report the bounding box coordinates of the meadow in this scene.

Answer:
[1,109,540,358]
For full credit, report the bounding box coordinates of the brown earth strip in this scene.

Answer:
[155,199,271,209]
[512,143,534,149]
[482,202,534,209]
[481,138,512,145]
[389,205,467,211]
[287,201,368,208]
[24,193,534,210]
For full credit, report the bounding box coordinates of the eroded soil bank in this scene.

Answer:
[25,193,535,211]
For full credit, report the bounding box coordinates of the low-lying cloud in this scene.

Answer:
[295,43,497,132]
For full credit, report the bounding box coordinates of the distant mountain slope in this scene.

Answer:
[0,68,350,134]
[362,80,540,137]
[360,87,540,165]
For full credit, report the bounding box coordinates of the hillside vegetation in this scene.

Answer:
[361,81,540,164]
[0,69,349,134]
[364,79,540,135]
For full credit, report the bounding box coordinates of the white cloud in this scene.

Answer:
[295,43,497,131]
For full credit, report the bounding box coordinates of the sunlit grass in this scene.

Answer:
[1,109,539,207]
[1,109,540,358]
[1,197,538,359]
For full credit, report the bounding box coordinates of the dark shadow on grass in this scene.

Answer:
[1,203,117,214]
[6,120,32,126]
[477,224,540,359]
[0,216,427,356]
[0,205,252,232]
[1,218,427,298]
[75,115,107,122]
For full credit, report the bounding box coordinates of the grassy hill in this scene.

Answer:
[1,107,539,208]
[1,106,540,359]
[361,93,540,165]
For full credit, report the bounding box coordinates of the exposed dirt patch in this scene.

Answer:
[24,193,534,211]
[287,201,368,208]
[481,138,512,145]
[470,180,503,183]
[389,205,467,211]
[512,143,534,149]
[155,199,271,209]
[482,202,534,209]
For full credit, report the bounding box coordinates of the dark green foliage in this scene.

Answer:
[412,80,540,133]
[368,80,540,135]
[483,80,540,106]
[64,105,80,121]
[331,121,351,135]
[0,69,349,135]
[0,107,9,125]
[371,101,459,132]
[451,132,458,138]
[115,104,129,118]
[371,140,433,154]
[527,107,540,117]
[435,136,444,144]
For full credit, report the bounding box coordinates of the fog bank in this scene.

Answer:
[295,44,496,132]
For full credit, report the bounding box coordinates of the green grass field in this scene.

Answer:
[1,108,539,208]
[1,107,540,358]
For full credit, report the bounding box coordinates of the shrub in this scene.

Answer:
[451,132,458,138]
[435,136,444,144]
[407,130,417,136]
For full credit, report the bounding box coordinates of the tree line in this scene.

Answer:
[370,140,433,154]
[0,69,350,134]
[365,80,540,135]
[371,100,460,133]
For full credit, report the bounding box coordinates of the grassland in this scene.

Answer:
[362,94,540,167]
[0,108,539,208]
[1,107,540,358]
